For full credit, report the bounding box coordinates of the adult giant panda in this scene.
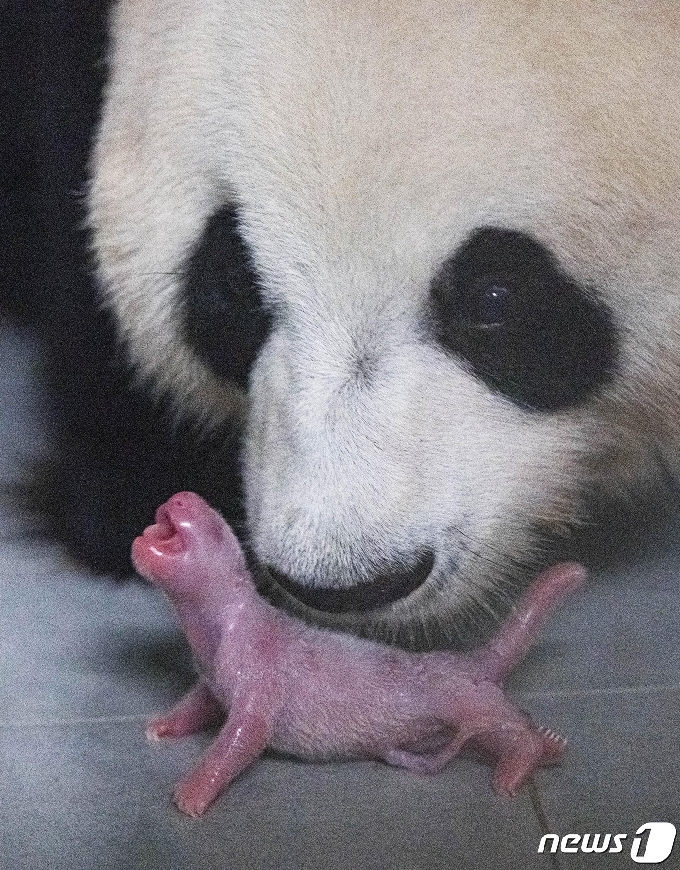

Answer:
[4,1,680,649]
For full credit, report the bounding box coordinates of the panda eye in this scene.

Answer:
[472,281,511,329]
[183,205,272,387]
[429,227,617,411]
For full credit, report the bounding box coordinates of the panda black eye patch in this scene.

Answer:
[429,227,618,411]
[183,205,272,389]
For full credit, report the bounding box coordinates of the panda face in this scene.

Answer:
[92,0,680,645]
[239,224,611,643]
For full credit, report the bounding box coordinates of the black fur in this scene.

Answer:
[183,205,272,388]
[264,551,436,613]
[1,0,262,573]
[430,228,618,411]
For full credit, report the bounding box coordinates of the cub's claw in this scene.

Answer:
[537,724,568,748]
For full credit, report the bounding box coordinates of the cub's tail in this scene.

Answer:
[473,562,586,684]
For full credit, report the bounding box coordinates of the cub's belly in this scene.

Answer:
[268,683,445,761]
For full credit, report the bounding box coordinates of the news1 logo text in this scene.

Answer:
[538,822,676,863]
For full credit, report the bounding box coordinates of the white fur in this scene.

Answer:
[91,0,680,638]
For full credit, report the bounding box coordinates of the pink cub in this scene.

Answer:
[132,492,584,817]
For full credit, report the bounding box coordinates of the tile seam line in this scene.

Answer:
[2,682,680,728]
[0,713,149,728]
[518,681,680,700]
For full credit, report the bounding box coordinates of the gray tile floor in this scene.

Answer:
[1,321,678,870]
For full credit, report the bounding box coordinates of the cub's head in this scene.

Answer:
[91,0,680,647]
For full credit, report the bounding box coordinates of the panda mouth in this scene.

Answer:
[253,551,436,614]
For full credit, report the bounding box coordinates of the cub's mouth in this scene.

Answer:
[138,504,185,557]
[132,502,189,577]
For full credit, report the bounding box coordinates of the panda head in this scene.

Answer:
[91,0,680,647]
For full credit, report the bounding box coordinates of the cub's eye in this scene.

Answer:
[473,281,511,328]
[429,227,617,411]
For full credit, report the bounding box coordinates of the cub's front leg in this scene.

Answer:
[146,681,224,741]
[173,696,273,818]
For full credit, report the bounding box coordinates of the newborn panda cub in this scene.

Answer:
[132,492,584,818]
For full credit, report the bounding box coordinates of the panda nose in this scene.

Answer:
[264,550,436,613]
